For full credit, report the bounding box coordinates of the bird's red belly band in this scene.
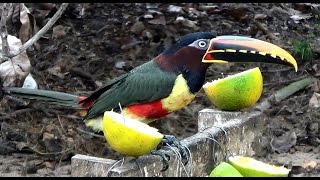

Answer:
[124,100,169,119]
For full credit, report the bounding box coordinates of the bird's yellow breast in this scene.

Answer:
[161,74,196,112]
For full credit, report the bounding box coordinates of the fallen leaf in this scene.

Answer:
[148,16,166,25]
[310,80,320,93]
[3,3,38,52]
[145,3,160,9]
[303,161,317,172]
[309,93,320,108]
[27,3,57,23]
[312,64,320,77]
[56,165,71,175]
[270,131,297,153]
[22,73,38,89]
[16,142,28,151]
[290,14,312,23]
[114,61,126,69]
[18,3,37,44]
[294,3,312,13]
[147,9,163,15]
[42,132,62,152]
[120,41,142,50]
[47,65,65,79]
[254,13,268,20]
[130,21,145,35]
[163,36,173,49]
[223,7,249,22]
[167,5,183,14]
[221,22,232,29]
[0,35,31,87]
[142,30,153,40]
[52,25,70,39]
[294,3,320,13]
[188,8,205,18]
[198,5,220,14]
[43,161,53,169]
[143,14,153,19]
[174,16,200,30]
[306,122,319,136]
[290,166,309,177]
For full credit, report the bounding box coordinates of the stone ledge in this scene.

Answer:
[71,108,266,177]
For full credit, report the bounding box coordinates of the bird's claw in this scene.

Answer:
[150,149,170,171]
[162,135,190,165]
[151,135,190,171]
[162,135,190,166]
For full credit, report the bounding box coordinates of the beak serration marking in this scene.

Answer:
[225,49,237,53]
[206,49,295,69]
[238,50,249,53]
[258,52,267,56]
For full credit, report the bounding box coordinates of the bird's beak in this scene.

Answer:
[202,36,298,72]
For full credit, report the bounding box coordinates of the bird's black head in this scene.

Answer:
[159,31,297,72]
[157,32,218,94]
[155,32,298,94]
[162,32,217,56]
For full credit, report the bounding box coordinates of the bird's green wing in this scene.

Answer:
[84,60,177,119]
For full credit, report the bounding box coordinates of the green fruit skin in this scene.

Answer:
[210,73,262,110]
[209,162,243,177]
[204,68,263,111]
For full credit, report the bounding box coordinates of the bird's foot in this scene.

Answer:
[150,149,170,171]
[150,135,190,172]
[162,135,190,166]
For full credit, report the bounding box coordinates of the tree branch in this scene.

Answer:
[0,3,11,62]
[255,77,317,112]
[9,3,69,58]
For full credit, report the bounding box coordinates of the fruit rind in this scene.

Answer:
[228,156,290,177]
[209,162,243,177]
[103,111,163,157]
[203,67,263,111]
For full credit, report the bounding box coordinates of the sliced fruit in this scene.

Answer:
[102,111,164,157]
[209,162,243,177]
[203,67,263,111]
[228,156,290,177]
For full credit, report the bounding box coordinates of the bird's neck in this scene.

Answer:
[155,49,210,93]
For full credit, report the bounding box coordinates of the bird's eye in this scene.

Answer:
[198,40,207,48]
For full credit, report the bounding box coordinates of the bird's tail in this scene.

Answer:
[3,87,87,109]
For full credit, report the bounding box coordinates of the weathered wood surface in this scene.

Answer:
[71,108,268,177]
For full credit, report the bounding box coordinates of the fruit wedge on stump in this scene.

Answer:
[203,67,263,111]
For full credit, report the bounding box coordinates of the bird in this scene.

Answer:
[2,32,298,170]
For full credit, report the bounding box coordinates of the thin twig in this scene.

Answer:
[57,115,66,133]
[0,108,36,120]
[9,3,69,58]
[76,127,105,139]
[0,3,11,62]
[28,146,72,155]
[5,95,29,106]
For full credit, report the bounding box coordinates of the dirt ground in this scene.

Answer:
[0,3,320,177]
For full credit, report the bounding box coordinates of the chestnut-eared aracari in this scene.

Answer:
[2,32,298,170]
